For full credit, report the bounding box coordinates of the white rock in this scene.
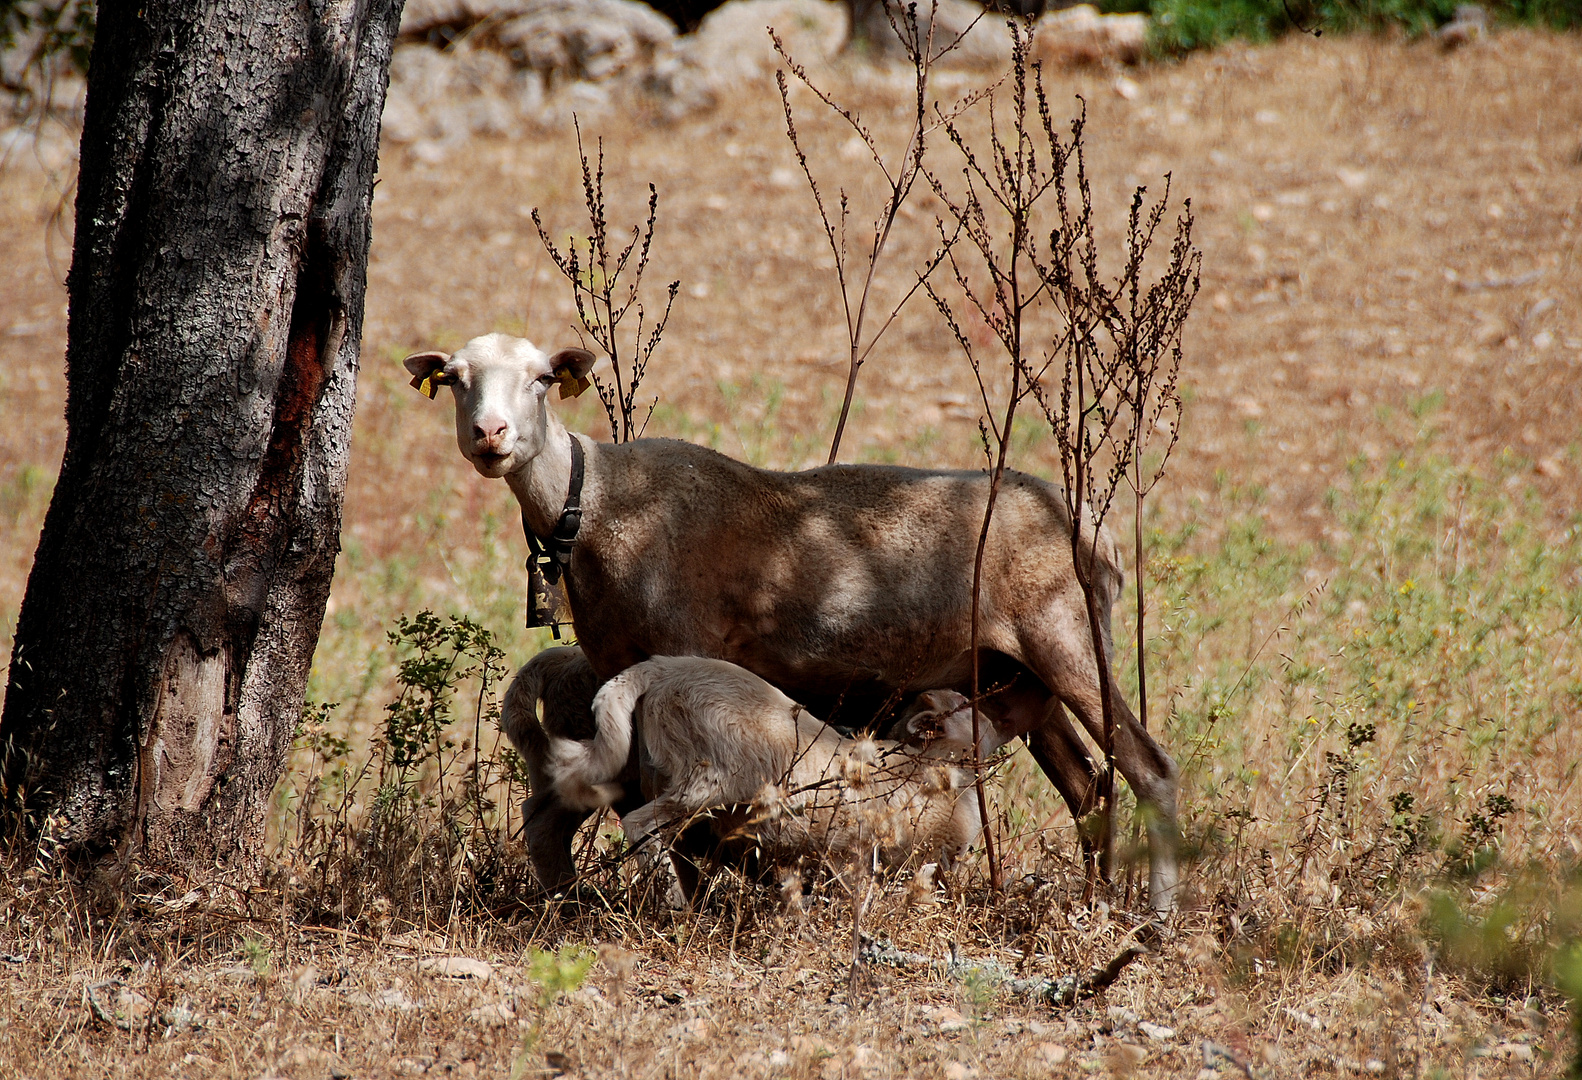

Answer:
[468,1001,516,1027]
[421,956,494,982]
[1034,5,1149,67]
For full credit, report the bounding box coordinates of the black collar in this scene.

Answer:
[523,434,584,635]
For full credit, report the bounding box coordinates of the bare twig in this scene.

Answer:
[533,118,679,443]
[773,4,974,464]
[857,933,1147,1006]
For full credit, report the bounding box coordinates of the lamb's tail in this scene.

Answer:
[496,641,594,793]
[500,655,558,793]
[546,661,655,811]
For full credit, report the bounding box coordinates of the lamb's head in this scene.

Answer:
[894,689,1009,759]
[403,333,595,479]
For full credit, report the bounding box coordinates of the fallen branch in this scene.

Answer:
[857,933,1145,1007]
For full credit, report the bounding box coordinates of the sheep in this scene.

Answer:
[548,654,988,901]
[499,645,983,895]
[404,332,1180,912]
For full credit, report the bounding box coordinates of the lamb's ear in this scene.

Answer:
[549,347,596,399]
[904,691,975,751]
[402,350,451,399]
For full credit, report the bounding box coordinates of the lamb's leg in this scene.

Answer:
[523,790,594,893]
[622,799,704,909]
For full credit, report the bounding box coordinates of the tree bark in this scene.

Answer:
[0,0,403,882]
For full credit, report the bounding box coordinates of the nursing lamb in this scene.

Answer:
[548,655,986,901]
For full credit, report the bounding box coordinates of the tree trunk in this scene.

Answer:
[0,0,403,883]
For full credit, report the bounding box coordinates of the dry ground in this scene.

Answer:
[2,25,1580,1080]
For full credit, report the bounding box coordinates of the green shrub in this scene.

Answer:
[1150,0,1581,54]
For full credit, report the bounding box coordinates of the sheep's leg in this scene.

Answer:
[1025,647,1180,915]
[523,790,594,894]
[1063,689,1177,914]
[976,677,1103,870]
[1021,699,1104,876]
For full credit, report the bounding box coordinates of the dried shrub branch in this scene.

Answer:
[773,3,983,464]
[532,118,679,444]
[923,17,1065,894]
[1027,97,1198,878]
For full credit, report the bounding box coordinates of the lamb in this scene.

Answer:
[498,645,625,890]
[548,655,988,900]
[405,332,1180,912]
[499,645,983,894]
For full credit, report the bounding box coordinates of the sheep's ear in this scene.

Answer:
[402,350,450,399]
[549,347,596,399]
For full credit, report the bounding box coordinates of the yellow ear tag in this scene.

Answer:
[557,372,591,400]
[411,372,440,399]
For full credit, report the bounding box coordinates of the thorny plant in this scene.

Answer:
[926,27,1199,886]
[532,118,679,444]
[773,2,984,464]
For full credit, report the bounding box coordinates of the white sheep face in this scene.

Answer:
[402,333,594,479]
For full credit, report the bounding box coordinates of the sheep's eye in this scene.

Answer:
[537,373,556,386]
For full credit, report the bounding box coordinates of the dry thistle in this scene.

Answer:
[907,862,941,908]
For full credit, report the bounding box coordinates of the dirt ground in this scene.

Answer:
[1,23,1580,1080]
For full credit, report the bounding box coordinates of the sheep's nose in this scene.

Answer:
[472,419,507,442]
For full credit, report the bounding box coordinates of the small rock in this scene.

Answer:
[1139,1020,1176,1041]
[420,956,493,982]
[1108,1006,1140,1030]
[942,1063,978,1080]
[920,1005,970,1033]
[1034,5,1148,67]
[86,981,155,1031]
[1336,167,1369,190]
[375,988,421,1011]
[1032,1042,1068,1065]
[160,997,204,1034]
[1112,1043,1148,1068]
[664,1017,711,1040]
[468,1002,516,1027]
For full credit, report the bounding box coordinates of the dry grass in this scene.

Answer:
[2,26,1581,1079]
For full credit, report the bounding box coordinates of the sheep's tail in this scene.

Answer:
[546,662,653,811]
